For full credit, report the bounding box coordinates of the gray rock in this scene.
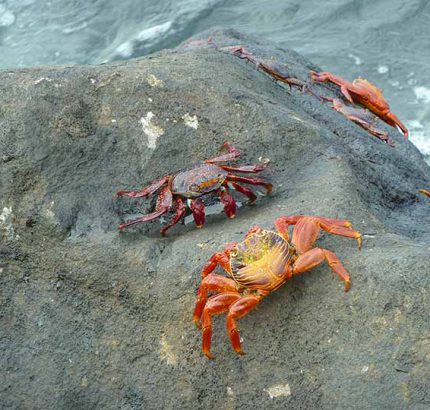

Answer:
[1,28,429,409]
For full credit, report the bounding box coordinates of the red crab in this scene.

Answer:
[194,215,361,358]
[311,71,408,138]
[117,143,272,235]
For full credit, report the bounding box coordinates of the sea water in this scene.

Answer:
[1,0,429,160]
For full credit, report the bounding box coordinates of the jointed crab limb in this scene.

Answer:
[160,197,186,236]
[330,98,394,146]
[202,292,242,359]
[193,274,239,327]
[117,176,169,198]
[201,250,232,277]
[227,175,273,194]
[293,248,351,291]
[226,295,262,355]
[220,163,268,173]
[118,187,173,230]
[289,216,361,252]
[189,199,206,227]
[205,142,241,163]
[228,182,257,203]
[219,189,237,218]
[419,189,430,198]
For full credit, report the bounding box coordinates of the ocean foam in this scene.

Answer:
[407,120,430,164]
[0,5,15,26]
[414,86,430,104]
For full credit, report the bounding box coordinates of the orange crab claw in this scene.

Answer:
[419,189,430,198]
[383,111,409,138]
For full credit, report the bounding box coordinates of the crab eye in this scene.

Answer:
[230,248,238,257]
[190,183,199,192]
[256,230,266,237]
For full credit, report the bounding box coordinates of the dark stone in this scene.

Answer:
[1,28,429,409]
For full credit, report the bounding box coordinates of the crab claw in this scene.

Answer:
[384,111,408,138]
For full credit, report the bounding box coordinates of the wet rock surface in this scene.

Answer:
[1,29,429,409]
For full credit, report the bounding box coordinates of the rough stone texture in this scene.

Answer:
[1,28,429,409]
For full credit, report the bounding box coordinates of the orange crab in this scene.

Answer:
[311,71,408,138]
[117,142,272,235]
[193,215,361,358]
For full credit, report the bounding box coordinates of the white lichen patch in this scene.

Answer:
[34,77,52,85]
[264,383,292,399]
[140,112,164,149]
[44,201,56,220]
[182,113,199,129]
[159,334,177,365]
[147,74,164,87]
[0,207,15,240]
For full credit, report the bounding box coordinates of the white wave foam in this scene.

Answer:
[115,21,172,58]
[0,5,15,26]
[407,120,430,164]
[414,86,430,104]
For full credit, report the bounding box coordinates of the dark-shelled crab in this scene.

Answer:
[117,143,272,235]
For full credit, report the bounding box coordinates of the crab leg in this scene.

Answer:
[193,274,239,327]
[202,292,242,359]
[318,219,362,249]
[419,189,430,198]
[117,176,169,198]
[118,186,172,230]
[228,182,257,203]
[205,142,241,163]
[226,295,262,355]
[289,216,361,253]
[189,199,206,228]
[219,188,237,218]
[293,248,351,291]
[345,115,394,146]
[201,249,232,277]
[159,197,186,236]
[226,175,273,194]
[219,163,268,173]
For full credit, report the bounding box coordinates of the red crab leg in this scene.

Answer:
[201,292,242,359]
[293,247,351,291]
[226,175,273,194]
[419,189,430,198]
[117,176,169,198]
[228,182,257,203]
[275,215,352,228]
[226,295,263,356]
[318,219,362,249]
[311,72,355,103]
[189,199,206,228]
[219,188,237,218]
[346,115,394,146]
[384,111,409,138]
[159,197,186,236]
[204,142,241,163]
[220,46,259,65]
[201,249,232,277]
[290,216,361,253]
[193,274,239,327]
[219,163,269,173]
[118,186,173,230]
